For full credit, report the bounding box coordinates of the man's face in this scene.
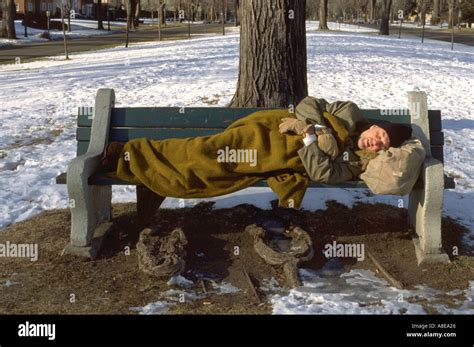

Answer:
[358,125,390,152]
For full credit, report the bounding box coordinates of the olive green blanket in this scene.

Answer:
[106,109,310,208]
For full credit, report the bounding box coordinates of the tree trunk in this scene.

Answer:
[318,0,329,30]
[448,0,454,29]
[1,0,16,39]
[432,0,440,25]
[126,0,135,30]
[369,0,376,22]
[160,1,166,25]
[61,7,69,59]
[98,0,104,30]
[379,0,392,35]
[234,0,240,26]
[419,0,427,26]
[229,0,308,108]
[134,0,140,27]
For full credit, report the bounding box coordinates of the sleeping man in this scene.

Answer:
[101,96,419,209]
[279,96,413,185]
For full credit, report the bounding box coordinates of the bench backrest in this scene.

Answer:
[76,107,444,163]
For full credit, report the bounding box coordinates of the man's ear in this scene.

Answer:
[369,125,377,129]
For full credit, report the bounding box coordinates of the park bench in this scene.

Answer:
[56,88,455,264]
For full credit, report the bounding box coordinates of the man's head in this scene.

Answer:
[358,123,412,152]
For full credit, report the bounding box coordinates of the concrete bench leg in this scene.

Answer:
[62,88,115,260]
[408,157,450,264]
[407,91,449,265]
[63,157,113,259]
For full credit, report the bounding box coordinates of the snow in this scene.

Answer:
[0,22,473,313]
[308,20,378,33]
[0,19,122,47]
[270,268,474,315]
[129,278,240,314]
[167,275,194,288]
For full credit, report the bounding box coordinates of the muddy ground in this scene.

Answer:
[0,200,473,314]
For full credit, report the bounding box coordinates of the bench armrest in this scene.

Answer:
[67,88,115,189]
[418,156,445,191]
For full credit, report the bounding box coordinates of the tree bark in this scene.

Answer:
[61,6,69,59]
[379,0,392,35]
[126,0,137,30]
[318,0,329,30]
[98,0,104,30]
[234,0,240,26]
[448,0,454,29]
[432,0,440,25]
[1,0,16,39]
[160,0,166,25]
[369,0,376,22]
[134,0,141,27]
[419,0,427,26]
[229,0,308,108]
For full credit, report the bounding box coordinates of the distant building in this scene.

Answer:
[13,0,95,17]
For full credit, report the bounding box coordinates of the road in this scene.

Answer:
[0,23,235,64]
[1,21,472,65]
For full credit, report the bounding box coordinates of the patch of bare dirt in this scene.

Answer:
[0,200,472,314]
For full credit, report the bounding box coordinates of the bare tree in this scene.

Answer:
[234,0,240,25]
[126,0,138,30]
[418,0,428,26]
[229,0,308,108]
[432,0,441,24]
[135,0,141,27]
[448,0,454,28]
[318,0,329,29]
[379,0,393,34]
[60,0,69,59]
[1,0,16,39]
[98,0,104,29]
[369,0,377,22]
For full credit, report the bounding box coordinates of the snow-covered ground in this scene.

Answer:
[0,19,123,47]
[0,22,473,314]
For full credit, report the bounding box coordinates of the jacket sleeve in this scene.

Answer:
[295,96,328,125]
[297,142,361,184]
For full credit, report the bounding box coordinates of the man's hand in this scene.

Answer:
[279,118,312,135]
[316,128,340,160]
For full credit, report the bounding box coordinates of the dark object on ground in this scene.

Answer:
[136,227,188,278]
[38,31,51,40]
[247,223,314,287]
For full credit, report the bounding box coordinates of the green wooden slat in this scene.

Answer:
[77,107,441,129]
[431,146,444,163]
[78,107,272,128]
[77,127,223,142]
[77,141,89,156]
[430,132,444,146]
[429,110,442,132]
